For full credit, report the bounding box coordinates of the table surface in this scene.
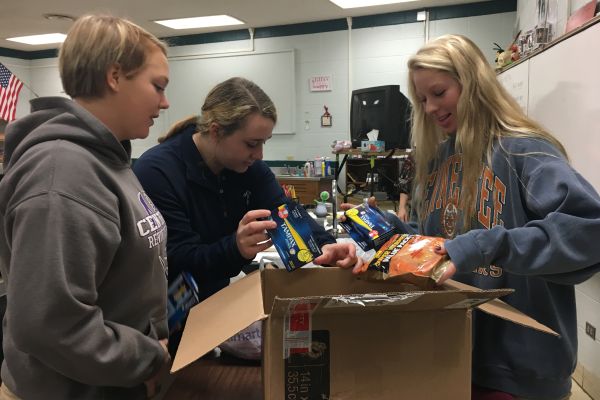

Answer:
[163,354,262,400]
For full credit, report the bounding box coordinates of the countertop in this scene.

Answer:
[275,175,333,181]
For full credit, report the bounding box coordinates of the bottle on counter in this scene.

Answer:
[303,161,311,177]
[314,157,323,177]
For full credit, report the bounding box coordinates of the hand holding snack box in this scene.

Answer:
[338,202,455,287]
[266,202,363,272]
[266,202,323,272]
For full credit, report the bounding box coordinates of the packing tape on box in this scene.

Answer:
[323,293,422,308]
[283,299,322,359]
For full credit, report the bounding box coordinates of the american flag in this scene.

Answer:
[0,63,24,122]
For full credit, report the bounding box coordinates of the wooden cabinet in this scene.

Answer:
[276,176,334,206]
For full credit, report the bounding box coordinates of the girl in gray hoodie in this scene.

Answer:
[0,15,171,400]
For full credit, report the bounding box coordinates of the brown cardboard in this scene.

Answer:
[172,267,556,399]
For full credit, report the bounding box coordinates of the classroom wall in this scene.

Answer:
[3,8,516,161]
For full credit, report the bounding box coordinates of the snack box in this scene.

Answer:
[339,203,396,251]
[267,202,322,272]
[167,271,200,335]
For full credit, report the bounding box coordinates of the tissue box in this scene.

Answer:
[360,140,385,153]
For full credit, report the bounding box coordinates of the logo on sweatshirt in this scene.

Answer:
[242,190,252,208]
[136,192,167,250]
[424,155,507,238]
[136,192,168,275]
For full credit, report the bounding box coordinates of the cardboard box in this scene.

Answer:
[172,268,556,399]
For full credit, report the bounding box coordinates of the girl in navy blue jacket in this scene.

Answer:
[134,78,360,353]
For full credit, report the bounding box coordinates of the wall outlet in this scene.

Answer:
[585,322,596,341]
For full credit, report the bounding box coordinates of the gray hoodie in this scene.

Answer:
[0,97,168,399]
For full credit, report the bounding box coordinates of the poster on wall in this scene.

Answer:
[309,75,332,92]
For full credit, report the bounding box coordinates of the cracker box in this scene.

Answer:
[267,202,322,272]
[339,203,396,251]
[167,271,200,335]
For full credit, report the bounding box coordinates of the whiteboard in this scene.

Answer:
[527,22,600,192]
[133,49,296,158]
[497,59,530,114]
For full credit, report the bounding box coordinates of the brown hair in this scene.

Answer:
[59,14,167,99]
[159,77,277,143]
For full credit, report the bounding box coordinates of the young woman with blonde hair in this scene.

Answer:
[401,34,600,399]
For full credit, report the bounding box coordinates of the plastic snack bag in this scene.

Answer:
[219,321,263,361]
[359,233,452,288]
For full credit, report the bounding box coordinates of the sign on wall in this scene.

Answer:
[309,75,332,92]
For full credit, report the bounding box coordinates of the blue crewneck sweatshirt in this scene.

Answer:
[390,136,600,399]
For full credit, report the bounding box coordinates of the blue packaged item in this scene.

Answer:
[167,271,200,335]
[339,203,396,251]
[267,202,322,272]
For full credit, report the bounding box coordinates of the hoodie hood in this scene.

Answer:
[3,97,130,172]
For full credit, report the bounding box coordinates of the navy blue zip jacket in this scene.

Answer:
[133,124,335,301]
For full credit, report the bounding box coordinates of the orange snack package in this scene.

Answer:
[359,233,451,288]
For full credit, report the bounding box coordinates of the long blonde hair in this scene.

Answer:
[407,34,567,231]
[159,77,276,143]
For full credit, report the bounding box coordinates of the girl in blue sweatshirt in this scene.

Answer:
[382,35,600,399]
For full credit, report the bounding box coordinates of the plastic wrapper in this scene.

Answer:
[359,233,451,288]
[219,321,262,361]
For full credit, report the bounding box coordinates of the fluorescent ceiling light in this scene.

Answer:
[155,15,244,30]
[329,0,417,9]
[6,33,66,45]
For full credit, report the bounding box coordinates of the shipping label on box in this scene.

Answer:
[284,329,330,400]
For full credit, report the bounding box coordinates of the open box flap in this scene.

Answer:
[171,270,267,373]
[444,279,558,336]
